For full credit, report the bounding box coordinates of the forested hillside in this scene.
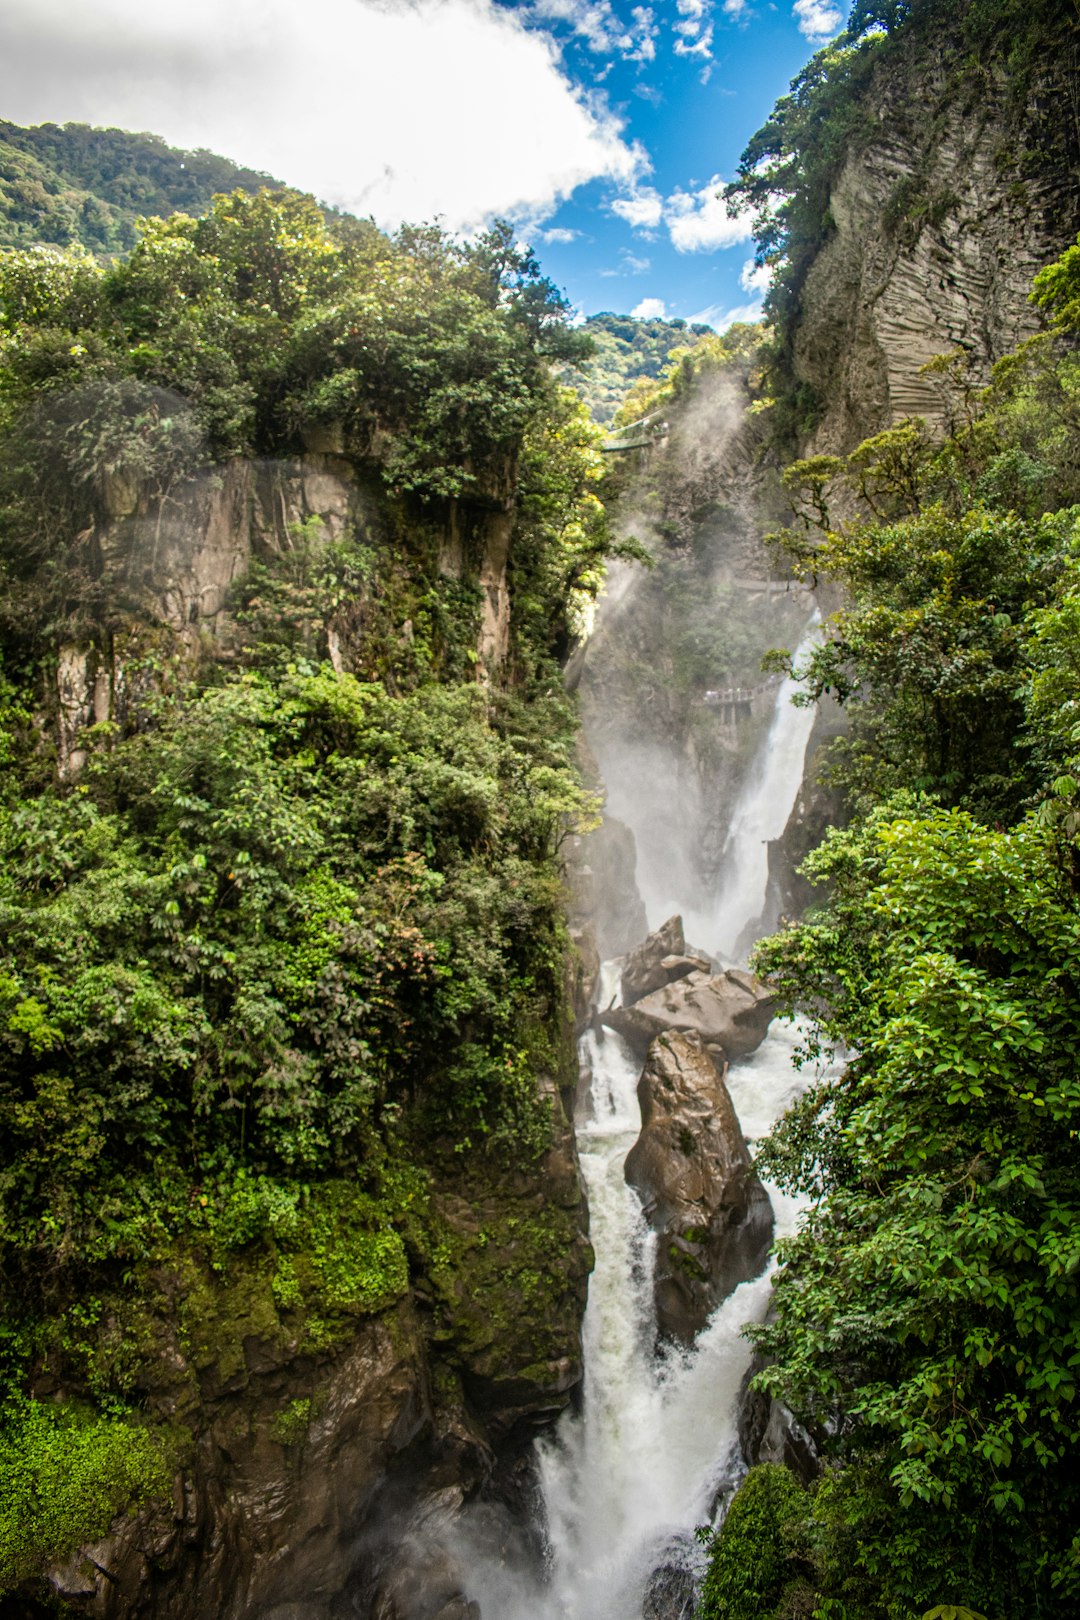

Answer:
[0,189,624,1610]
[568,311,711,424]
[0,121,281,254]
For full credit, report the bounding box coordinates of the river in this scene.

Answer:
[458,618,821,1618]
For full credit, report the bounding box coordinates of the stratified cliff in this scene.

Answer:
[732,0,1080,456]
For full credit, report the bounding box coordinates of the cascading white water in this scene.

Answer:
[681,615,821,958]
[460,1017,810,1620]
[459,616,823,1620]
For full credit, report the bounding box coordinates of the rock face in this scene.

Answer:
[603,968,777,1063]
[625,1031,773,1343]
[793,15,1080,458]
[46,1304,432,1620]
[42,1117,591,1620]
[565,814,649,965]
[50,451,517,778]
[738,1372,819,1489]
[617,915,711,1008]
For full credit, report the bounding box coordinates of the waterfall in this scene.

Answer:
[459,1019,809,1620]
[679,614,821,960]
[457,632,823,1619]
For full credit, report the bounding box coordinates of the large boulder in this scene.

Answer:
[617,915,711,1007]
[625,1031,773,1343]
[603,968,777,1062]
[737,1370,819,1487]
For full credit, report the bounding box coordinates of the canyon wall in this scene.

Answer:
[794,5,1080,453]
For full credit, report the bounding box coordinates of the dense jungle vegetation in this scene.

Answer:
[0,188,621,1592]
[0,120,282,255]
[567,311,712,424]
[694,4,1080,1612]
[696,220,1080,1620]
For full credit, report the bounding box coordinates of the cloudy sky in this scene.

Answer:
[0,0,845,329]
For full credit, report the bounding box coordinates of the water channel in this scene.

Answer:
[460,618,822,1618]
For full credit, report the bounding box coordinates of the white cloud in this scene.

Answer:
[793,0,844,38]
[628,6,659,62]
[673,0,714,55]
[538,225,581,243]
[0,0,647,233]
[529,0,658,60]
[611,174,756,253]
[664,179,755,252]
[674,23,713,55]
[611,187,665,228]
[687,298,764,331]
[722,0,748,16]
[631,296,667,319]
[530,0,624,52]
[740,257,772,293]
[623,251,651,271]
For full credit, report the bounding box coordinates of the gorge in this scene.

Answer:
[3,1,1080,1617]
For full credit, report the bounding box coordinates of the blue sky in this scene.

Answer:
[0,0,844,331]
[497,0,839,328]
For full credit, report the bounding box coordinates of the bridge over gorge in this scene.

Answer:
[600,412,670,453]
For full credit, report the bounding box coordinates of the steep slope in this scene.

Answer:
[0,195,606,1618]
[730,0,1080,453]
[567,313,712,425]
[0,120,281,253]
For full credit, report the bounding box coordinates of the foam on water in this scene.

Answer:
[459,620,825,1618]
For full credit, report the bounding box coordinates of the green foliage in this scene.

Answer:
[0,669,587,1253]
[747,235,1080,1618]
[696,1464,811,1620]
[0,194,578,522]
[269,1397,313,1446]
[753,808,1080,1615]
[0,1399,170,1589]
[512,384,644,666]
[567,312,711,425]
[768,300,1080,815]
[0,181,610,1597]
[1032,233,1080,334]
[611,321,764,432]
[0,118,281,255]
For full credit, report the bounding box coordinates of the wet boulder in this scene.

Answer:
[737,1350,820,1485]
[642,1553,698,1620]
[603,968,777,1062]
[371,1539,480,1620]
[617,915,712,1007]
[625,1030,773,1343]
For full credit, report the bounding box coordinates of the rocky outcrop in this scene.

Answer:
[565,814,649,964]
[617,915,711,1007]
[39,1113,590,1620]
[737,1371,819,1488]
[46,1301,433,1620]
[794,12,1080,456]
[603,968,777,1064]
[368,1495,482,1620]
[50,449,517,777]
[625,1031,773,1343]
